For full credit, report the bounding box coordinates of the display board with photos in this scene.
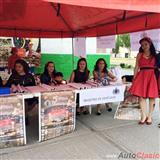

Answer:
[40,91,76,141]
[0,38,12,68]
[114,85,141,120]
[0,37,41,68]
[0,95,25,148]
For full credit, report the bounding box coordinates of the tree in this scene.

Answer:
[112,34,131,57]
[120,34,130,48]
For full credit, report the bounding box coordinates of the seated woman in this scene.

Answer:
[6,59,35,87]
[70,58,89,83]
[93,58,116,115]
[6,59,36,125]
[40,61,56,85]
[70,58,90,115]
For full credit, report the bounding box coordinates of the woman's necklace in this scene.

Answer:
[145,54,150,57]
[144,51,151,58]
[79,69,84,72]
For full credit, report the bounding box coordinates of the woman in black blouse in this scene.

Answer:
[70,58,90,115]
[6,59,35,87]
[6,59,36,125]
[70,58,90,83]
[40,61,56,85]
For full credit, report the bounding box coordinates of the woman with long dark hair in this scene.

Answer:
[130,37,158,125]
[70,58,90,115]
[40,61,56,85]
[94,58,108,75]
[6,59,36,125]
[70,58,89,83]
[93,58,116,115]
[6,59,35,87]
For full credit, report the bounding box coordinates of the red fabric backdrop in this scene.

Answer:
[0,0,160,38]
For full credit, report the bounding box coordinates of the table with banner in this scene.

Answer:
[0,92,41,148]
[0,94,25,148]
[0,91,76,148]
[0,82,127,148]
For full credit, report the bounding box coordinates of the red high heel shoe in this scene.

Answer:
[138,117,148,125]
[146,117,152,125]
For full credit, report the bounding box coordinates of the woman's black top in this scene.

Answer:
[73,70,89,83]
[0,77,3,87]
[40,73,54,85]
[6,73,35,87]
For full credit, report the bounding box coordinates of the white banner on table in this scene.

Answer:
[130,29,160,51]
[79,85,125,106]
[73,38,86,58]
[97,35,115,49]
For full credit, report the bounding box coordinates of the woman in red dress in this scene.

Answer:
[130,37,158,125]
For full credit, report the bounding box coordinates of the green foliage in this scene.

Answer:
[120,63,133,69]
[120,34,131,48]
[120,63,125,68]
[113,34,131,55]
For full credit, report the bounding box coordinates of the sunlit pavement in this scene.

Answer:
[1,102,159,160]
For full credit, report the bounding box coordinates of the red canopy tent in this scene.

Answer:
[0,0,160,38]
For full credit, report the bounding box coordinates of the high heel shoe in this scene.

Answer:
[96,111,101,115]
[146,117,152,125]
[146,121,152,125]
[138,117,147,125]
[107,107,112,112]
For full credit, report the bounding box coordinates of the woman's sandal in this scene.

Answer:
[146,117,152,125]
[96,111,101,115]
[107,107,112,112]
[138,117,148,125]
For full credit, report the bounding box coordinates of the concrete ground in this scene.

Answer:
[0,102,160,160]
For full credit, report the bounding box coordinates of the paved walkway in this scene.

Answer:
[0,103,160,160]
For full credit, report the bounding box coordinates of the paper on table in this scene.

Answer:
[40,84,54,91]
[86,81,98,87]
[25,86,47,93]
[52,84,75,91]
[109,81,124,86]
[17,85,28,93]
[68,83,84,89]
[68,83,95,90]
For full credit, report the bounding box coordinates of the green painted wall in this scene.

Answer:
[35,53,110,80]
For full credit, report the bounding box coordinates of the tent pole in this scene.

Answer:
[72,38,74,69]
